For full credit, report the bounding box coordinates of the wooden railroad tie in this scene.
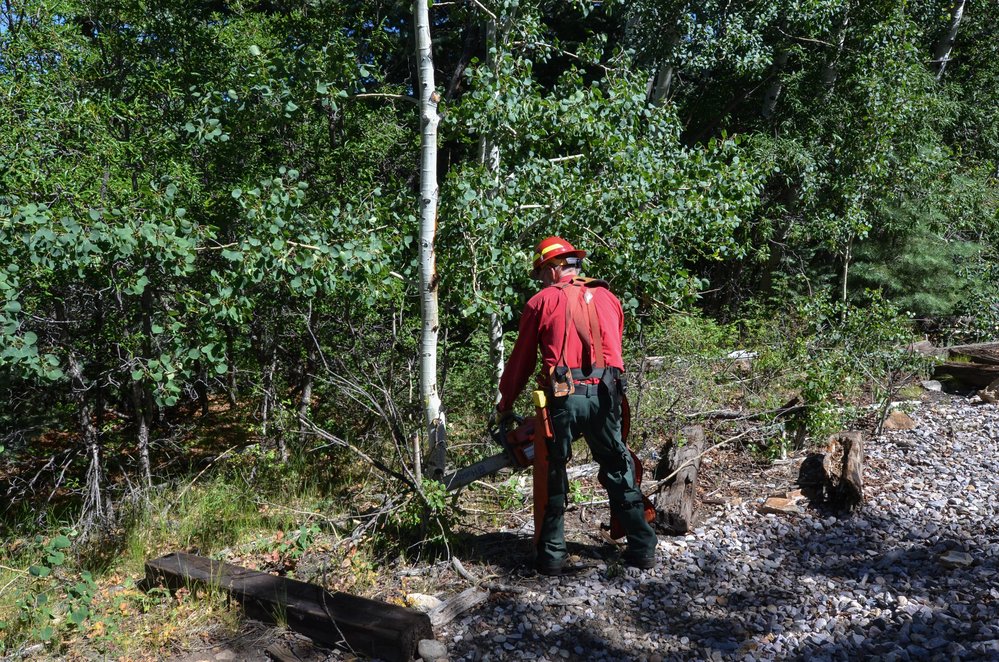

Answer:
[142,552,432,662]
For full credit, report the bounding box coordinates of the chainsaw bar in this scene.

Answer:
[441,452,515,491]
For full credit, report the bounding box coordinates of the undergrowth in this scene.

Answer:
[630,295,929,458]
[0,302,932,657]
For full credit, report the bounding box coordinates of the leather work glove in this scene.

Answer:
[491,408,516,428]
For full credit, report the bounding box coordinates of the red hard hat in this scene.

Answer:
[532,236,586,272]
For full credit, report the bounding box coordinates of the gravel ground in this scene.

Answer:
[158,393,999,662]
[436,394,999,662]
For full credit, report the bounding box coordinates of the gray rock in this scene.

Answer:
[419,639,448,661]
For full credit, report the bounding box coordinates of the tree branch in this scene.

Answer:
[643,428,756,494]
[352,93,418,105]
[303,418,417,490]
[467,0,496,21]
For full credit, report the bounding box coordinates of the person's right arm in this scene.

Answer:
[497,297,543,413]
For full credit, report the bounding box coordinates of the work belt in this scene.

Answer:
[566,367,621,397]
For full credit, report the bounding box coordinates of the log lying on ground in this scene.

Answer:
[947,342,999,365]
[142,552,431,662]
[932,361,999,388]
[797,431,864,512]
[682,396,805,422]
[652,425,705,535]
[427,587,489,627]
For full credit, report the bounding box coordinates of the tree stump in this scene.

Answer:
[797,431,864,512]
[652,425,705,535]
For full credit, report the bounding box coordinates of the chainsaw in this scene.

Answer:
[440,412,536,491]
[440,392,655,542]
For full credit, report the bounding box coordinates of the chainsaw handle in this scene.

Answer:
[489,411,524,447]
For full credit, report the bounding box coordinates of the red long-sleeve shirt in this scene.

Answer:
[497,274,625,412]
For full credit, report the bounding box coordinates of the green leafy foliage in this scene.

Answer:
[8,533,97,646]
[386,479,458,556]
[0,7,998,649]
[790,293,927,439]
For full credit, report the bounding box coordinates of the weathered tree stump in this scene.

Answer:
[797,432,864,512]
[652,425,705,535]
[978,376,999,404]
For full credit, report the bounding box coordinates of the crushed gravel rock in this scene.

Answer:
[166,393,999,661]
[437,394,999,661]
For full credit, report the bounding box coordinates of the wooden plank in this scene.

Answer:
[142,552,431,662]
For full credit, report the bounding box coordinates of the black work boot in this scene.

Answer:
[622,551,657,570]
[535,559,566,576]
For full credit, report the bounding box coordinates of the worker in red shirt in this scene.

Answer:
[497,236,658,575]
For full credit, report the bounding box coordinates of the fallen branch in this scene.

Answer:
[303,419,416,490]
[451,556,526,594]
[682,398,805,422]
[428,587,489,627]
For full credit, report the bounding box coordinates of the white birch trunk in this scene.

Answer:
[822,8,851,90]
[762,51,789,119]
[415,0,446,480]
[481,15,505,404]
[932,0,966,81]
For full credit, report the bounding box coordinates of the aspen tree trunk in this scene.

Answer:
[933,0,966,81]
[649,64,675,105]
[260,348,285,462]
[194,361,209,416]
[648,33,680,106]
[131,378,153,488]
[489,313,504,406]
[841,237,853,316]
[761,15,790,119]
[478,18,500,174]
[481,15,506,405]
[68,353,110,532]
[822,8,851,90]
[225,326,239,409]
[136,287,154,488]
[762,50,789,119]
[415,0,446,480]
[298,309,316,446]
